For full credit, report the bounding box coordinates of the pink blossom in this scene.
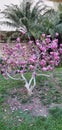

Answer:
[22,46,26,49]
[60,44,62,47]
[15,43,20,49]
[53,39,58,44]
[46,35,51,38]
[17,70,20,73]
[36,40,40,46]
[55,61,59,66]
[51,39,58,49]
[42,67,47,71]
[50,52,54,56]
[20,70,24,74]
[16,37,20,43]
[4,57,7,61]
[39,45,42,50]
[28,40,33,44]
[29,65,34,70]
[40,59,46,67]
[29,58,36,63]
[20,61,26,65]
[45,38,51,43]
[32,54,37,60]
[47,65,53,71]
[49,60,54,65]
[21,30,26,35]
[56,32,59,37]
[54,52,59,60]
[15,61,19,65]
[41,33,45,38]
[59,48,62,54]
[39,46,46,52]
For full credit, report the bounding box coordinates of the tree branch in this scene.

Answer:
[36,73,50,77]
[6,71,23,80]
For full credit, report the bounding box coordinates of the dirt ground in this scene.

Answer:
[6,87,49,117]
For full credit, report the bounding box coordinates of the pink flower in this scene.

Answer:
[41,33,45,38]
[50,52,54,56]
[20,70,24,74]
[29,65,34,70]
[21,30,26,35]
[60,44,62,47]
[56,32,59,37]
[20,61,26,65]
[39,45,42,50]
[45,38,51,43]
[15,43,20,49]
[39,46,46,52]
[51,40,58,49]
[29,58,35,63]
[55,61,59,66]
[42,67,47,71]
[4,57,7,61]
[59,48,62,54]
[54,52,59,60]
[50,60,54,65]
[33,54,36,59]
[22,46,26,49]
[46,35,51,38]
[28,40,33,44]
[16,37,20,43]
[17,70,20,73]
[40,59,46,67]
[47,65,53,71]
[36,40,40,46]
[16,61,19,65]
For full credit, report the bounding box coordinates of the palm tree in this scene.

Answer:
[0,0,49,39]
[39,3,62,37]
[56,4,62,33]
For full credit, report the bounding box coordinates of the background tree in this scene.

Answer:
[0,0,50,39]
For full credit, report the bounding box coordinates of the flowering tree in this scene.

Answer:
[0,34,62,95]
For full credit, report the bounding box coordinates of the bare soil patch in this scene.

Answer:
[7,88,49,117]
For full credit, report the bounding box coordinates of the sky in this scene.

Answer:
[0,0,54,31]
[0,0,55,11]
[0,0,21,10]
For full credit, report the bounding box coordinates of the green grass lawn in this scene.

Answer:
[0,107,62,130]
[0,68,62,130]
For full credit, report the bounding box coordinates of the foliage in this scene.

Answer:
[40,5,62,37]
